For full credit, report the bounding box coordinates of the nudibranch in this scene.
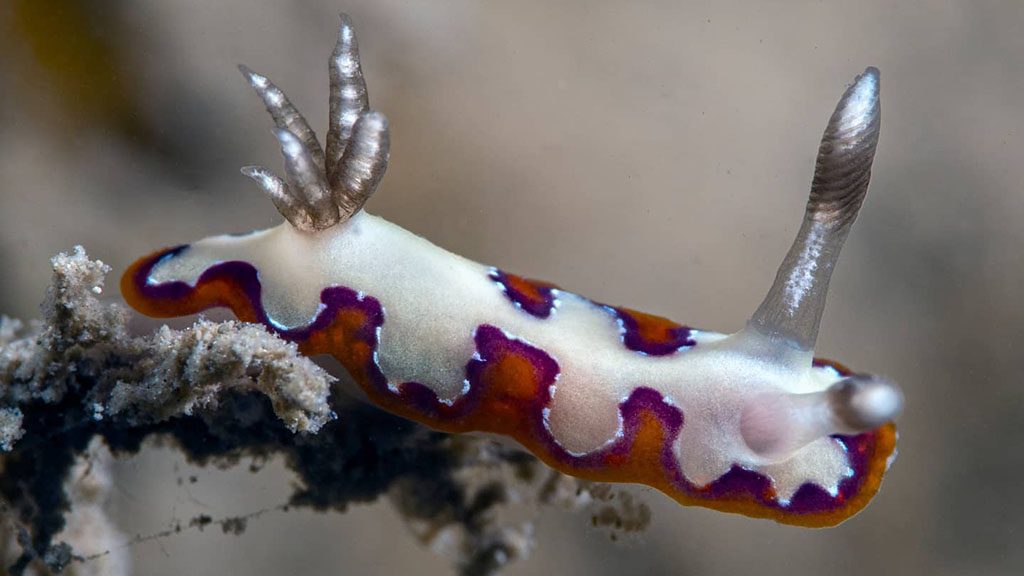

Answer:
[122,15,902,527]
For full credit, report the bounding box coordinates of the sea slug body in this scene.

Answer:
[122,14,902,527]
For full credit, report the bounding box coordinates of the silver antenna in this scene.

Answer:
[749,68,881,350]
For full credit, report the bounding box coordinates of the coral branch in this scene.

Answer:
[0,246,335,435]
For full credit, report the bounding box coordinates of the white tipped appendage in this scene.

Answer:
[750,67,881,351]
[740,374,902,462]
[836,67,879,136]
[827,374,903,433]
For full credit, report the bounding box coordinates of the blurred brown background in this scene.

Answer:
[2,0,1022,574]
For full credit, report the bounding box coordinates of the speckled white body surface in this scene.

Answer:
[150,212,853,503]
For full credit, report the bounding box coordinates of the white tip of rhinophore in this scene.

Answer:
[336,13,356,47]
[834,67,880,135]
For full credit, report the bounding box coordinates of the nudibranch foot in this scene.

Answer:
[121,15,902,528]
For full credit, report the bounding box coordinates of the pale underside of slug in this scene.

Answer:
[122,15,902,527]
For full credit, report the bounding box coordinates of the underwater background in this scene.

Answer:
[1,0,1022,574]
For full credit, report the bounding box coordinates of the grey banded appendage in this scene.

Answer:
[239,13,389,232]
[740,68,903,458]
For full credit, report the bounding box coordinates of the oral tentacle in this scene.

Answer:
[740,372,902,462]
[826,374,904,434]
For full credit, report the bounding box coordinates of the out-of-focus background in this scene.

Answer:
[2,0,1022,574]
